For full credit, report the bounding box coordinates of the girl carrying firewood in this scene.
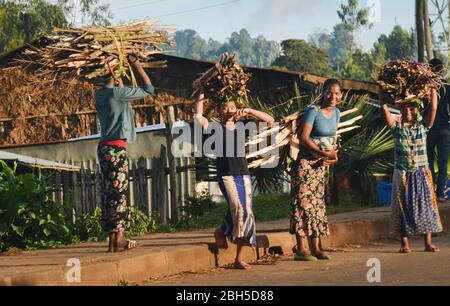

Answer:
[95,54,155,252]
[379,88,443,253]
[195,94,274,270]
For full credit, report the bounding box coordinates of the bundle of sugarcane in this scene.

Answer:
[11,18,175,86]
[192,53,251,105]
[246,108,362,169]
[377,60,443,106]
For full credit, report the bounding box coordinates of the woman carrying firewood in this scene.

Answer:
[290,78,341,261]
[195,93,274,270]
[95,54,155,252]
[379,89,443,253]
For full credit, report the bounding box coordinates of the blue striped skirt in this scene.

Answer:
[390,167,443,236]
[218,175,257,247]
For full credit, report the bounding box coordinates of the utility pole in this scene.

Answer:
[423,0,435,60]
[416,0,426,62]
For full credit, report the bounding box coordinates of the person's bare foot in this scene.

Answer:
[234,260,251,270]
[424,244,440,252]
[399,244,412,253]
[214,228,228,249]
[311,250,331,260]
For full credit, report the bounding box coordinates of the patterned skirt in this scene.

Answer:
[218,175,257,247]
[390,167,443,236]
[97,144,130,233]
[289,157,330,238]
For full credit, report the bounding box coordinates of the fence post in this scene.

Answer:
[94,163,102,210]
[138,156,149,215]
[165,105,179,224]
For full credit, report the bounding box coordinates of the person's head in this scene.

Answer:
[321,78,343,108]
[400,103,419,124]
[429,58,444,74]
[219,100,238,121]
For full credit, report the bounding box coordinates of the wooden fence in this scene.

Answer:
[49,148,195,225]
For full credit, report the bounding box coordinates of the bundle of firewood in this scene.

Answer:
[377,60,443,105]
[192,53,251,104]
[11,19,175,86]
[246,108,362,169]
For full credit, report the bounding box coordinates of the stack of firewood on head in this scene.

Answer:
[377,60,444,109]
[9,18,175,86]
[192,53,252,116]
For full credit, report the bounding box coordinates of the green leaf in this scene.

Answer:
[11,224,25,237]
[43,228,51,237]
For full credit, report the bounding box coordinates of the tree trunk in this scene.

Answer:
[416,0,425,62]
[23,13,32,44]
[423,0,435,60]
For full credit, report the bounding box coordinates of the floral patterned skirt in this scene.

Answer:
[289,157,330,238]
[97,144,130,233]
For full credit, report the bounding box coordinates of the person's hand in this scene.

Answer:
[127,54,141,67]
[324,158,338,166]
[322,149,338,160]
[235,108,251,119]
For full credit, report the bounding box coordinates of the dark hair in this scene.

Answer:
[322,78,342,94]
[429,58,444,74]
[321,78,342,105]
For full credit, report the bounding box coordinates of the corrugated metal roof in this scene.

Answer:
[0,150,80,172]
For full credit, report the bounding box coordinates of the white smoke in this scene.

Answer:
[248,0,324,30]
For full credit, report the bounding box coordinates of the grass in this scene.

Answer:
[175,192,374,231]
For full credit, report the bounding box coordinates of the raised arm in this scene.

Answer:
[129,54,152,86]
[113,55,155,101]
[424,89,438,128]
[379,90,396,127]
[236,108,275,125]
[195,92,209,130]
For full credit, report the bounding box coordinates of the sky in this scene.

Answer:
[97,0,422,51]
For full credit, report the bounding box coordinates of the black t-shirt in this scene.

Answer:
[212,122,250,177]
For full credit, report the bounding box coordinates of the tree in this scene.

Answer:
[0,0,67,55]
[271,39,331,75]
[56,0,112,27]
[173,29,208,60]
[172,28,280,68]
[374,25,416,62]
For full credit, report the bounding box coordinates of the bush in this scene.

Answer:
[0,161,72,252]
[182,190,217,219]
[70,208,107,243]
[125,209,158,238]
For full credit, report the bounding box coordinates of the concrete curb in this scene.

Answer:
[1,205,449,286]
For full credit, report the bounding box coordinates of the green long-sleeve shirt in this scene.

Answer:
[94,84,155,143]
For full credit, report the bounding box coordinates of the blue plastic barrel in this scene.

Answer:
[377,181,392,206]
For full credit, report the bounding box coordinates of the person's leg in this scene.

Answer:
[400,236,411,253]
[108,232,115,252]
[234,238,251,269]
[436,129,450,199]
[427,129,438,184]
[214,227,228,249]
[295,234,310,256]
[424,233,441,252]
[311,236,330,259]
